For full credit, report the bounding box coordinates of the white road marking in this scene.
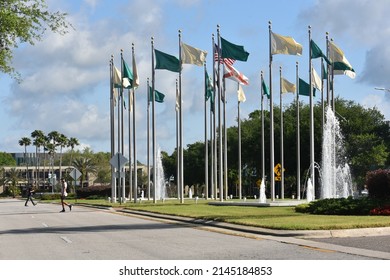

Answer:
[60,236,72,244]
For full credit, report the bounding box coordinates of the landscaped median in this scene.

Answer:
[63,197,390,231]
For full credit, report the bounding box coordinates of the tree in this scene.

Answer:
[92,151,111,184]
[72,156,97,188]
[31,129,45,187]
[183,142,205,186]
[0,152,16,166]
[67,137,79,169]
[0,0,72,79]
[57,133,68,181]
[45,142,56,192]
[18,136,31,184]
[4,168,21,197]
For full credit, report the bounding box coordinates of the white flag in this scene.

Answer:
[311,67,322,90]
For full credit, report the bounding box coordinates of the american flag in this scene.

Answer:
[214,44,235,66]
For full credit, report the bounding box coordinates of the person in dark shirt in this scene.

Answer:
[25,186,36,206]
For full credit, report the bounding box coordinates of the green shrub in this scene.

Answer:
[76,184,111,199]
[295,197,381,215]
[40,193,62,200]
[366,169,390,199]
[295,203,310,213]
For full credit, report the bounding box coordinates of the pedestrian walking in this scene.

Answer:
[60,178,72,212]
[24,186,36,206]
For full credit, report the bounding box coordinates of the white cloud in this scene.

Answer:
[361,93,390,120]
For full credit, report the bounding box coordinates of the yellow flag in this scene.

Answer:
[237,84,246,102]
[281,77,296,93]
[271,32,303,55]
[329,41,356,79]
[181,42,207,66]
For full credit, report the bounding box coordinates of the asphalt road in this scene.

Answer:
[0,198,388,260]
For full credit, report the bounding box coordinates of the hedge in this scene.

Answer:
[365,169,390,199]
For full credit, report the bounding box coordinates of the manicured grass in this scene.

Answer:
[70,198,390,230]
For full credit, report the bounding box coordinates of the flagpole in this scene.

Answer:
[147,77,151,200]
[296,61,300,200]
[308,25,315,196]
[223,67,228,200]
[260,71,265,186]
[175,79,180,200]
[204,64,209,200]
[128,84,133,202]
[238,83,242,200]
[268,21,275,201]
[321,57,325,130]
[178,30,184,204]
[279,66,284,199]
[331,38,335,111]
[212,34,216,200]
[132,43,138,203]
[326,32,331,106]
[151,37,157,203]
[119,50,124,204]
[110,55,117,203]
[217,25,223,201]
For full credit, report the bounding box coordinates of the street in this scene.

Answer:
[0,198,388,260]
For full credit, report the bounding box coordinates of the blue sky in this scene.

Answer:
[1,0,390,164]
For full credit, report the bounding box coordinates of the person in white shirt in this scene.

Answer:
[60,178,72,212]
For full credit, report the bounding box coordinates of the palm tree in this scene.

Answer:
[47,131,60,189]
[31,130,45,188]
[5,168,22,197]
[68,137,79,168]
[46,142,56,193]
[57,133,68,181]
[18,137,31,185]
[42,135,50,189]
[73,157,97,188]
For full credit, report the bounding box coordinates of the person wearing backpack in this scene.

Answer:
[60,178,72,212]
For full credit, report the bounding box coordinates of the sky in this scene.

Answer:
[1,0,390,165]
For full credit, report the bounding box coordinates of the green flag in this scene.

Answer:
[261,78,270,99]
[298,78,316,97]
[310,40,331,65]
[155,49,181,72]
[205,70,214,103]
[221,37,249,61]
[122,59,133,88]
[322,60,328,80]
[149,86,165,103]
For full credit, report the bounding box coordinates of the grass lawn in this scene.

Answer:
[68,198,390,231]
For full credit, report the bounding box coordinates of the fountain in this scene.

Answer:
[320,106,353,199]
[259,178,267,203]
[306,178,315,202]
[155,147,167,200]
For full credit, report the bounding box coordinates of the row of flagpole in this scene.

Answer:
[109,22,355,203]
